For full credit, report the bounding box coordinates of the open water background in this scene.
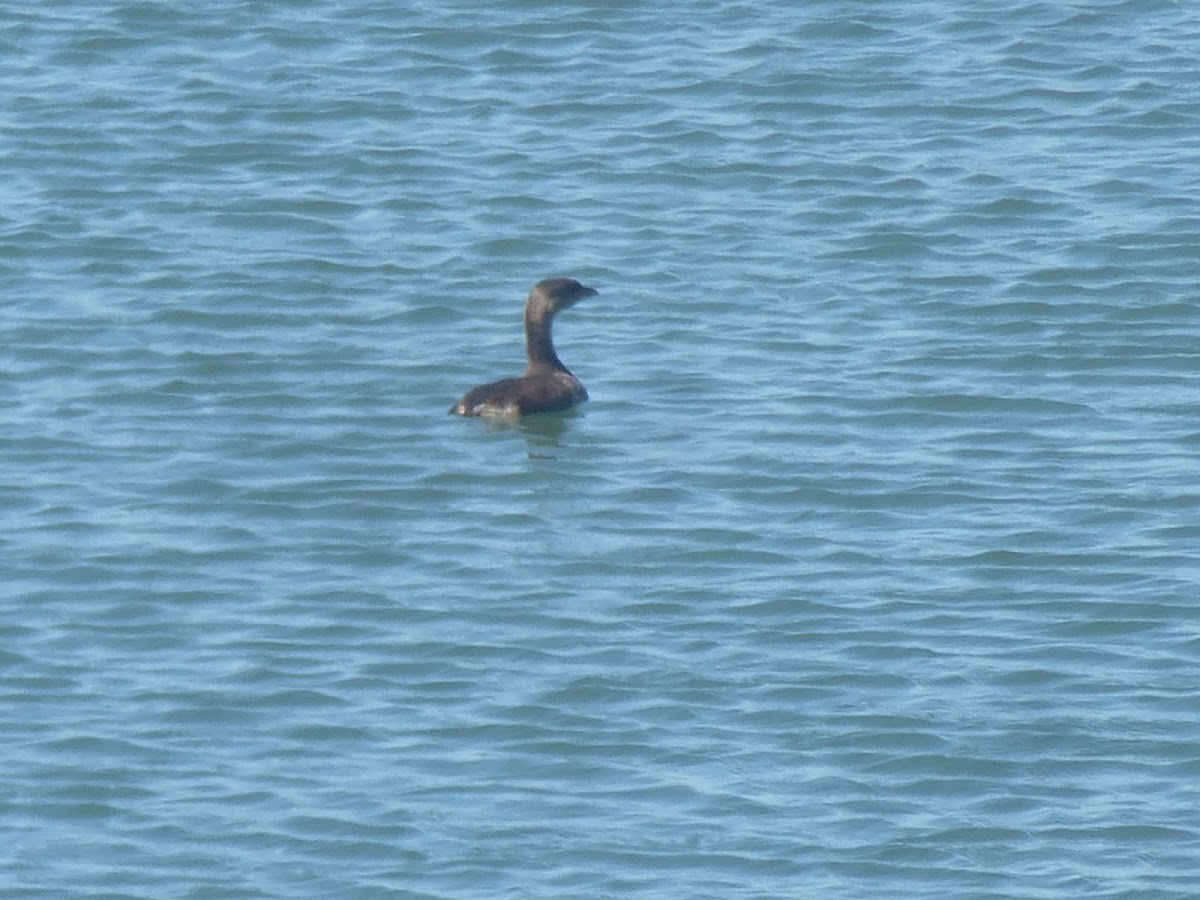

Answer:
[3,2,1200,897]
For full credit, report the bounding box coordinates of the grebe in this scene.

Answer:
[450,278,598,418]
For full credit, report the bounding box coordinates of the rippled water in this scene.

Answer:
[4,2,1199,897]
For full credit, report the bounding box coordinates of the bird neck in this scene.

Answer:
[525,307,565,371]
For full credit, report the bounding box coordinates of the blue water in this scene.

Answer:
[3,2,1199,897]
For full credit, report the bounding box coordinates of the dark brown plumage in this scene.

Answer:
[450,278,598,418]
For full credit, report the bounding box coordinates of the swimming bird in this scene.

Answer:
[450,278,598,418]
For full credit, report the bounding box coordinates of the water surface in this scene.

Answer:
[3,2,1199,897]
